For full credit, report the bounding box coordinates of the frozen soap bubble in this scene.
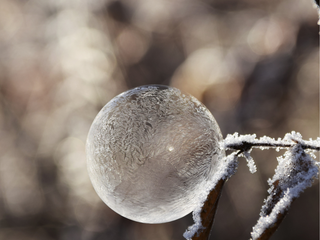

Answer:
[86,85,225,223]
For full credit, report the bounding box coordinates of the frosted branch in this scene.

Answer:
[222,131,320,152]
[184,132,320,240]
[183,152,239,240]
[251,144,319,240]
[240,150,257,173]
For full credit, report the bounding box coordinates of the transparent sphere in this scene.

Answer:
[86,85,225,223]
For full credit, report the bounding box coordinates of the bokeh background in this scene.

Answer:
[0,0,319,239]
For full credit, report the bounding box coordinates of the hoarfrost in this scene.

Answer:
[221,132,257,149]
[187,131,320,240]
[183,152,238,240]
[241,150,257,173]
[250,144,319,239]
[222,131,311,151]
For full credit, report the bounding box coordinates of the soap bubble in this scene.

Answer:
[86,85,224,223]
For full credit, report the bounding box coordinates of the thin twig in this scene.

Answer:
[226,141,320,152]
[223,132,320,152]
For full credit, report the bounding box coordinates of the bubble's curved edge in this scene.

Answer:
[136,84,170,91]
[112,205,194,224]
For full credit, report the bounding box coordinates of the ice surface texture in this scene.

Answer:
[86,85,225,223]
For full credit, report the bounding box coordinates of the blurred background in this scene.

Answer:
[0,0,318,239]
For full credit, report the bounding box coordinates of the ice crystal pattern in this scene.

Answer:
[86,85,225,223]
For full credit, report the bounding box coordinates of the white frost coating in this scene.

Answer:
[183,152,238,240]
[185,131,320,240]
[220,133,258,173]
[241,150,257,173]
[251,189,293,240]
[250,144,319,240]
[221,132,257,149]
[285,131,320,150]
[222,131,312,151]
[222,131,320,174]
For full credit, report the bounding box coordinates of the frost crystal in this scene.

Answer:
[185,131,320,240]
[241,150,257,173]
[251,144,319,239]
[222,132,257,149]
[221,133,258,173]
[183,152,238,240]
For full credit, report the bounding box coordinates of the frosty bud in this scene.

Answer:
[86,85,225,223]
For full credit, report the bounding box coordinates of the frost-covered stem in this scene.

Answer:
[184,153,238,240]
[255,210,288,240]
[222,132,320,153]
[253,179,290,240]
[250,144,319,240]
[185,132,319,240]
[226,141,320,152]
[190,179,225,240]
[257,210,288,240]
